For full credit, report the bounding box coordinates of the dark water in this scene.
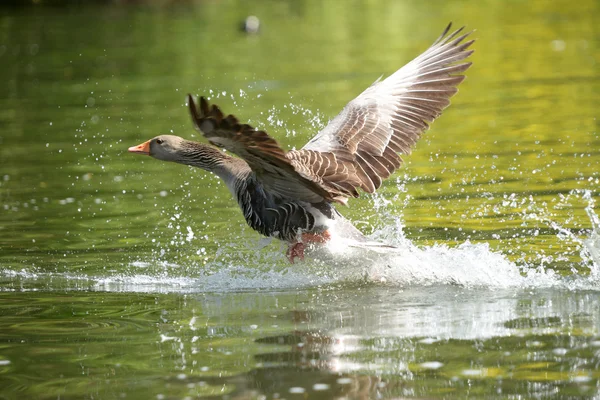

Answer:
[1,0,600,398]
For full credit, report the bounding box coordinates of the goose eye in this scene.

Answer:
[156,139,164,145]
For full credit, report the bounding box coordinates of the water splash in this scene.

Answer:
[173,187,600,292]
[319,189,600,290]
[315,237,525,288]
[526,189,600,278]
[9,194,595,294]
[581,192,600,277]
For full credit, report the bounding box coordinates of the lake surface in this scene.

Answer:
[1,0,600,398]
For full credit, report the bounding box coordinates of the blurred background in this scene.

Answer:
[1,0,598,271]
[1,0,600,399]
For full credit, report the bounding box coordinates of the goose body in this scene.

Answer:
[129,24,474,261]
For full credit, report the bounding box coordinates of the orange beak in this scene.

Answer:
[128,140,151,155]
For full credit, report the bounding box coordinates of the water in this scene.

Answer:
[1,0,600,398]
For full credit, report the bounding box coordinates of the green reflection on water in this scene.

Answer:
[1,288,599,399]
[1,0,600,398]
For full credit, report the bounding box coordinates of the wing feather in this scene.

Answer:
[300,23,474,194]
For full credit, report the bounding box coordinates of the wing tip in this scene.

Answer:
[439,22,453,42]
[188,94,200,125]
[435,22,464,44]
[435,23,477,48]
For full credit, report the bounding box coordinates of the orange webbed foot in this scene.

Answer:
[286,230,331,263]
[286,242,305,264]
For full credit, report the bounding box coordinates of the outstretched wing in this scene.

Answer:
[298,23,474,195]
[187,95,341,204]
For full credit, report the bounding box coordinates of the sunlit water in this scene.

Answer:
[1,0,600,399]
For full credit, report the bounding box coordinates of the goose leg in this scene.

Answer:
[286,230,331,263]
[301,230,331,244]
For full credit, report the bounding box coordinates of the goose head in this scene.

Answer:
[128,135,186,161]
[128,135,228,171]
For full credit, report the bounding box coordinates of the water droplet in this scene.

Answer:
[552,348,567,356]
[420,361,444,370]
[551,39,566,52]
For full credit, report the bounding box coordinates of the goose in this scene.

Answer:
[128,24,474,262]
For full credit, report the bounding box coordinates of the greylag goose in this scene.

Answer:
[129,24,474,262]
